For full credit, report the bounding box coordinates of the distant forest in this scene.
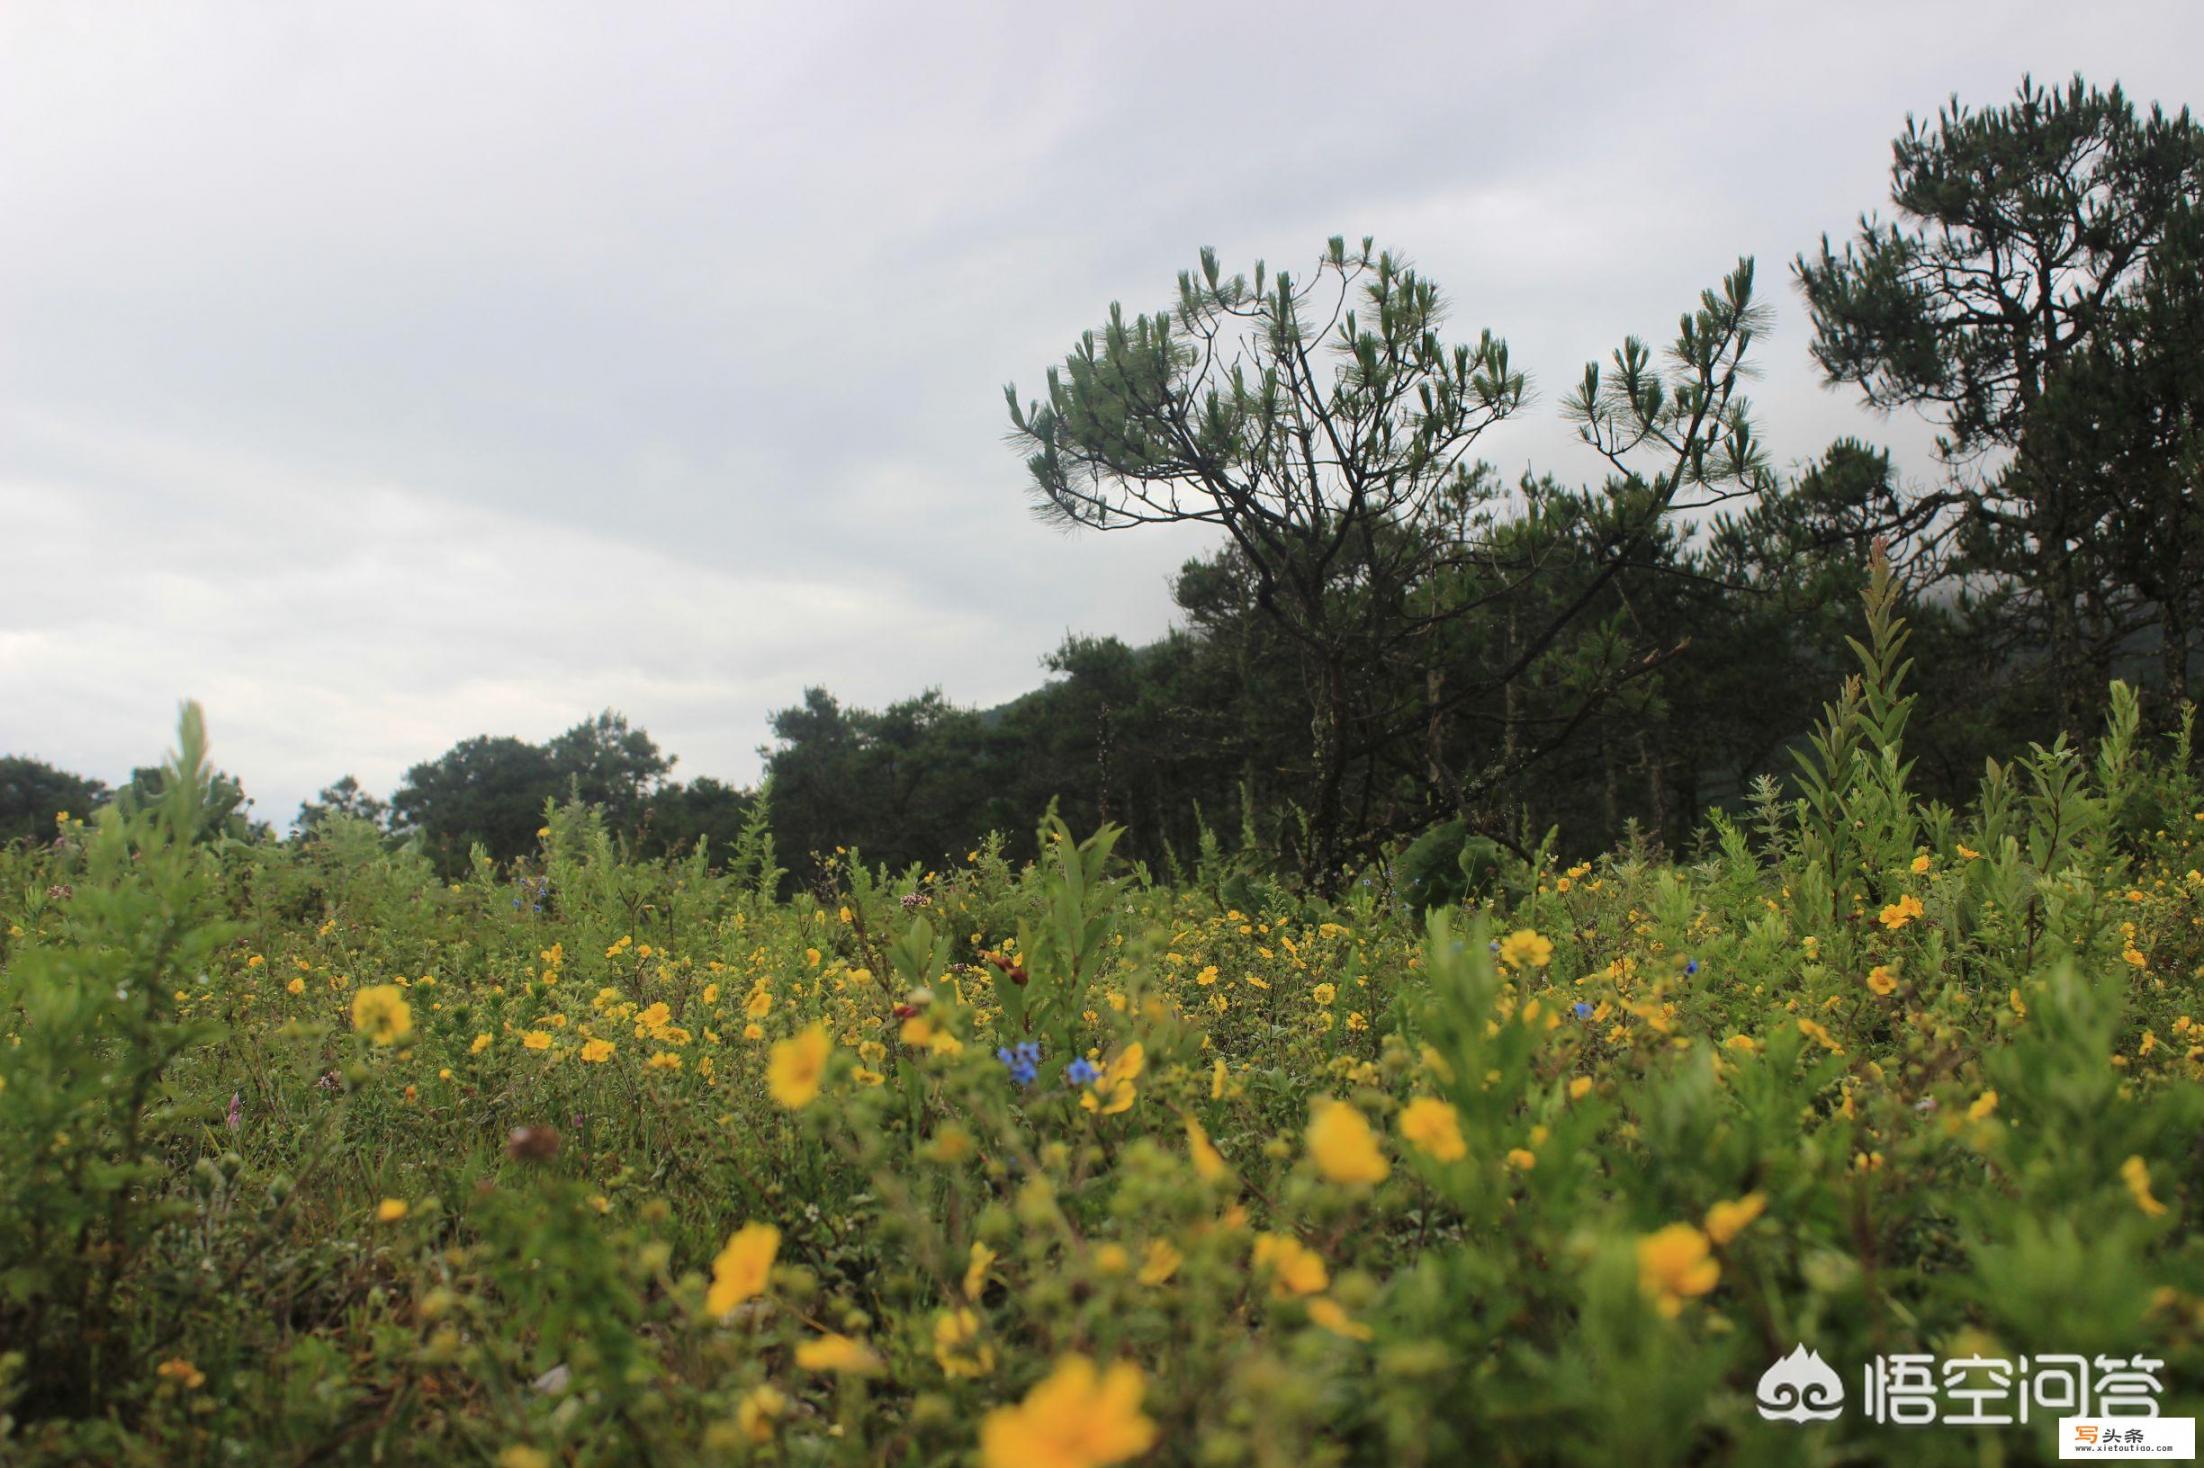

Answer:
[8,75,2200,892]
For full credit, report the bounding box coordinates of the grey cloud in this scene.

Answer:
[3,0,2198,820]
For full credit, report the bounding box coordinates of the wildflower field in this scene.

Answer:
[5,576,2204,1467]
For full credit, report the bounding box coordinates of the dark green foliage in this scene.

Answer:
[1798,73,2204,727]
[391,734,561,873]
[641,775,756,862]
[293,775,388,835]
[1397,820,1469,911]
[114,762,265,843]
[2010,197,2204,705]
[1006,241,1780,889]
[390,712,688,876]
[0,757,107,846]
[544,710,675,831]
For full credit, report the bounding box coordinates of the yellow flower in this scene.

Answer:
[1506,1147,1537,1170]
[1252,1232,1329,1297]
[933,1306,996,1378]
[1637,1223,1720,1315]
[768,1024,831,1109]
[1306,1099,1389,1185]
[1796,1018,1843,1054]
[350,985,414,1045]
[796,1333,881,1374]
[1866,965,1898,996]
[1397,1097,1467,1162]
[735,1384,787,1444]
[706,1222,778,1314]
[647,1051,682,1071]
[286,977,305,995]
[1911,853,1931,874]
[1569,1075,1595,1099]
[521,1030,553,1051]
[377,1198,409,1223]
[1311,982,1337,1006]
[1703,1192,1766,1246]
[498,1450,550,1468]
[470,1032,493,1054]
[1137,1239,1182,1286]
[1078,1043,1145,1115]
[1306,1296,1374,1341]
[1967,1090,1998,1122]
[1183,1114,1230,1183]
[156,1358,206,1390]
[1497,929,1554,969]
[1878,894,1924,931]
[964,1240,997,1301]
[746,987,773,1019]
[2123,1155,2169,1218]
[1957,842,1981,860]
[979,1355,1156,1468]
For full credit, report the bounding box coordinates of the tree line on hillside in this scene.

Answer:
[6,75,2198,892]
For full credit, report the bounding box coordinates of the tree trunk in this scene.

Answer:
[1304,650,1351,892]
[2043,534,2091,739]
[2162,596,2191,708]
[1637,730,1667,857]
[1600,720,1620,841]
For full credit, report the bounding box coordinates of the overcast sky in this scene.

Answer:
[4,1,2198,825]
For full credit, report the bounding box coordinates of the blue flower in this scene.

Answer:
[1065,1057,1099,1087]
[1573,1001,1593,1019]
[996,1042,1040,1087]
[1684,958,1700,976]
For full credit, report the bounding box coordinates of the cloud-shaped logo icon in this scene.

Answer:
[1757,1345,1846,1422]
